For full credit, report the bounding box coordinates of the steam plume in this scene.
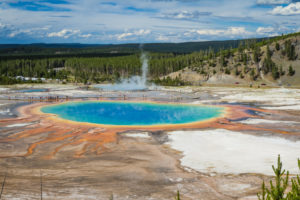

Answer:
[96,52,150,91]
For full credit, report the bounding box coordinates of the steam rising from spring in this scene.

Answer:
[96,52,150,91]
[141,53,148,85]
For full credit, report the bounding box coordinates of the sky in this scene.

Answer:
[0,0,300,44]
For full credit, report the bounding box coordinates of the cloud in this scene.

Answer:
[117,29,151,40]
[8,30,31,38]
[0,23,7,29]
[47,29,80,38]
[180,27,254,41]
[7,26,50,38]
[163,10,212,20]
[270,2,300,15]
[117,32,133,40]
[256,0,291,5]
[80,33,92,38]
[192,27,251,36]
[256,26,279,36]
[256,26,275,33]
[0,0,300,43]
[4,24,91,40]
[156,35,169,41]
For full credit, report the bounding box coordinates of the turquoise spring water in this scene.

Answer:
[41,101,224,126]
[18,89,48,93]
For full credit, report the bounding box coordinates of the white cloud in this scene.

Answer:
[163,10,211,20]
[8,30,30,38]
[256,26,275,34]
[7,26,50,38]
[8,32,16,38]
[0,23,6,29]
[256,26,280,36]
[47,29,80,38]
[135,29,151,35]
[80,34,92,38]
[195,29,223,36]
[193,27,251,36]
[270,2,300,15]
[117,32,133,40]
[156,35,169,41]
[256,0,291,5]
[117,29,151,40]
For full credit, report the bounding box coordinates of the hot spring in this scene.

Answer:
[41,101,224,126]
[16,88,48,93]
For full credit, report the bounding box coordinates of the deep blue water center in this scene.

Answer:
[41,101,224,126]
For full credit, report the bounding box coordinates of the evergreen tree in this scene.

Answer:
[250,68,257,80]
[279,66,285,76]
[288,65,296,76]
[266,45,272,59]
[175,191,181,200]
[286,159,300,200]
[284,40,296,60]
[257,155,300,200]
[275,43,280,51]
[272,66,280,80]
[253,46,261,63]
[225,68,231,75]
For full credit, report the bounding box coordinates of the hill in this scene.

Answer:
[161,32,300,87]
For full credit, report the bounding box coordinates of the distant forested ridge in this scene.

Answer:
[0,37,268,55]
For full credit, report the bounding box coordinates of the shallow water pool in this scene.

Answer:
[41,101,224,126]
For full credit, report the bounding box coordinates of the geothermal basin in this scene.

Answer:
[0,85,300,200]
